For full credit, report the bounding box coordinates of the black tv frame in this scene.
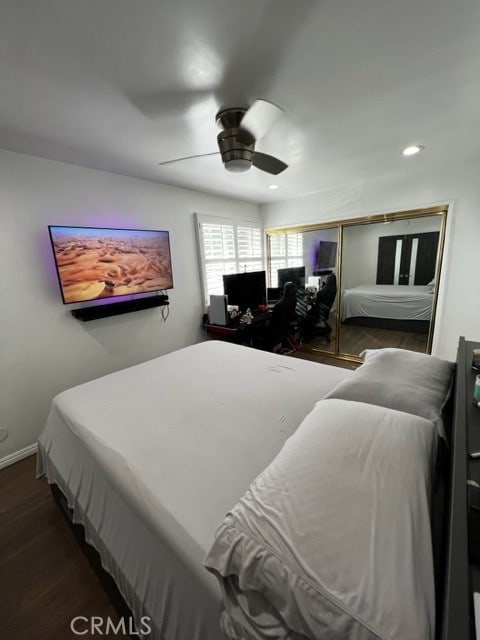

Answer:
[48,224,174,305]
[317,240,337,270]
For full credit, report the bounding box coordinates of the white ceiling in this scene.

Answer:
[1,0,479,204]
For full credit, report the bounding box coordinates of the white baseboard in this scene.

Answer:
[0,443,37,471]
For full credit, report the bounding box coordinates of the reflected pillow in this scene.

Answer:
[426,279,435,293]
[324,348,454,439]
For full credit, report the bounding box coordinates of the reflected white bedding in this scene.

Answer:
[342,284,433,321]
[37,340,352,640]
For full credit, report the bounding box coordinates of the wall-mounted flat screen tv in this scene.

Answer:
[48,225,174,304]
[317,241,337,269]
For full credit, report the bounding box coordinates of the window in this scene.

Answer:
[268,233,304,287]
[195,214,264,306]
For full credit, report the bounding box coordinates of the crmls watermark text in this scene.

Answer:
[70,616,152,636]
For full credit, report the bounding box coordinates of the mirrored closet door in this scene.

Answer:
[265,205,448,361]
[266,223,340,357]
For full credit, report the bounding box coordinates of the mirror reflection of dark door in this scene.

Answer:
[376,232,439,285]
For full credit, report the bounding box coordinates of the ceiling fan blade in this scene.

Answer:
[234,128,256,147]
[128,88,214,118]
[158,152,219,167]
[240,99,284,141]
[252,152,288,175]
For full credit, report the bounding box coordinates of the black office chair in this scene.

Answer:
[307,274,337,344]
[315,273,337,341]
[264,282,299,353]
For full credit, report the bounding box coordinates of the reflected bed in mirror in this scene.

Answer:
[339,213,444,358]
[342,284,432,333]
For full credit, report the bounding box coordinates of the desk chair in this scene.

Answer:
[264,282,298,353]
[304,274,337,344]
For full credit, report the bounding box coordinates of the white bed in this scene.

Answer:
[36,340,448,640]
[36,340,352,640]
[341,283,433,322]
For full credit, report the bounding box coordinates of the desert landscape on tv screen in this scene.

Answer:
[50,227,173,303]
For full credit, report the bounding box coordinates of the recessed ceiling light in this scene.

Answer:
[402,144,425,156]
[268,184,279,190]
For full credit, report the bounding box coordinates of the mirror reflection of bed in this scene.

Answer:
[339,214,442,356]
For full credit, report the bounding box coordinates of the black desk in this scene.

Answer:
[465,341,480,639]
[445,338,480,639]
[203,311,270,348]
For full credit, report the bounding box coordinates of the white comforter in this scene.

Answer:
[37,340,352,640]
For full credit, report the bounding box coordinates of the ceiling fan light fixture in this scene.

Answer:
[402,144,424,156]
[224,157,252,173]
[158,100,287,176]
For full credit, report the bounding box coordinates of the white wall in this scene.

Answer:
[261,162,480,361]
[0,150,260,460]
[342,216,442,290]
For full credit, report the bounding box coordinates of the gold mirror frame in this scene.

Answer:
[265,204,448,362]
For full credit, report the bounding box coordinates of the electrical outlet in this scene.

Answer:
[0,427,8,442]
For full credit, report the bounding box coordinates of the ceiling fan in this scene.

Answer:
[158,100,288,175]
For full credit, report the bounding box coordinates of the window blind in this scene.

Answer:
[268,232,304,287]
[195,214,264,306]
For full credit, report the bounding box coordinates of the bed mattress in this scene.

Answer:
[341,284,433,321]
[37,340,352,640]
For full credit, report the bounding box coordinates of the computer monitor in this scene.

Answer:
[267,287,282,303]
[277,266,306,289]
[222,270,267,311]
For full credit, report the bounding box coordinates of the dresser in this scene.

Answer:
[443,338,480,639]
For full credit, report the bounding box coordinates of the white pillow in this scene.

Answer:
[204,399,436,640]
[325,347,454,439]
[426,279,435,292]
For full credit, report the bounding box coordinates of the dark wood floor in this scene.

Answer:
[0,455,121,639]
[301,311,428,356]
[288,349,359,370]
[337,322,428,355]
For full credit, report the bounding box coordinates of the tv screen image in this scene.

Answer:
[48,225,174,304]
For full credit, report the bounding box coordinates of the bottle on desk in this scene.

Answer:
[474,374,480,407]
[245,308,253,324]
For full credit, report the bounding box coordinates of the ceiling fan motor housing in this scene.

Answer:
[216,108,255,172]
[217,128,255,172]
[215,107,247,130]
